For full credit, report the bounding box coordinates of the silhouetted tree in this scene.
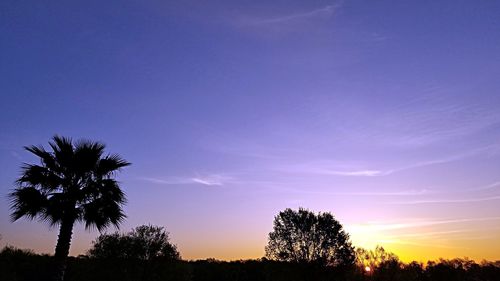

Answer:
[356,246,399,271]
[88,224,180,260]
[400,261,425,281]
[9,136,130,281]
[265,208,355,267]
[87,232,133,259]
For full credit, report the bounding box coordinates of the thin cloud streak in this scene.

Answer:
[362,98,500,147]
[387,229,476,239]
[350,216,500,232]
[272,161,388,177]
[139,174,232,187]
[393,196,500,205]
[384,228,500,241]
[468,181,500,191]
[277,187,435,196]
[191,174,232,186]
[276,144,498,177]
[244,4,340,25]
[377,145,499,176]
[336,190,434,196]
[376,239,461,249]
[390,145,499,173]
[322,170,386,176]
[191,178,222,186]
[139,177,193,185]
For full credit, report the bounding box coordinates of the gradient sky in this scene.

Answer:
[1,0,500,262]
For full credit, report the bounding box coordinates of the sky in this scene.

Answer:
[1,0,500,262]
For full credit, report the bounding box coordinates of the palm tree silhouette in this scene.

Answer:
[9,135,130,281]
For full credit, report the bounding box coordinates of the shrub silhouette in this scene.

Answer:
[88,224,180,260]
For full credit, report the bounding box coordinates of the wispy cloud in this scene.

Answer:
[10,150,23,161]
[383,228,500,243]
[191,174,232,186]
[275,144,498,177]
[386,229,475,239]
[468,181,500,192]
[306,168,387,177]
[374,239,461,249]
[349,216,500,232]
[369,99,500,148]
[372,145,496,176]
[139,174,233,187]
[322,169,387,177]
[307,92,500,149]
[139,177,194,185]
[272,159,389,177]
[278,186,434,197]
[392,145,498,171]
[393,195,500,205]
[336,189,433,196]
[245,4,340,25]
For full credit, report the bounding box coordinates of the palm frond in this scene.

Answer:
[101,179,126,204]
[17,164,62,191]
[81,179,126,204]
[12,135,129,234]
[50,135,75,172]
[9,187,47,222]
[24,145,58,171]
[41,193,69,226]
[97,154,131,176]
[73,141,104,175]
[81,199,126,232]
[24,145,48,159]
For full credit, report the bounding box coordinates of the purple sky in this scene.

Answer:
[1,0,500,261]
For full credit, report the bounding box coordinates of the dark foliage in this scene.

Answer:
[8,136,130,281]
[266,208,355,267]
[356,246,400,271]
[1,247,499,281]
[0,246,53,281]
[87,224,180,260]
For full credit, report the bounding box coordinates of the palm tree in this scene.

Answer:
[9,135,130,281]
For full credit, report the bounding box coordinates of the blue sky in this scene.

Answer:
[1,0,500,261]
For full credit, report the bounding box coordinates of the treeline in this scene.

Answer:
[1,246,499,281]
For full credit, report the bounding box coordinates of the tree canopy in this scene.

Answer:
[356,246,400,271]
[265,208,355,267]
[88,225,180,260]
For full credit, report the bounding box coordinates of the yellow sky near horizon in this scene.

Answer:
[7,217,498,263]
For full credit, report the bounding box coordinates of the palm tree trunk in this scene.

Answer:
[53,218,75,281]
